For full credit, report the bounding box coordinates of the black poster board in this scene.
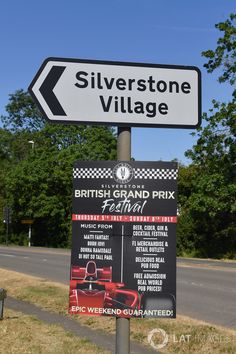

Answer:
[69,161,178,318]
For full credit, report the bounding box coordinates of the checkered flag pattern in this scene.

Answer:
[73,167,113,179]
[133,168,178,180]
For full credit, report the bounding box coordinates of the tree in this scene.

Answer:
[202,13,236,86]
[1,89,46,132]
[177,13,236,258]
[1,90,117,247]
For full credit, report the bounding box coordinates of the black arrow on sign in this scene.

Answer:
[39,66,66,116]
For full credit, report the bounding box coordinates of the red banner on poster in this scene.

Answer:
[72,214,177,223]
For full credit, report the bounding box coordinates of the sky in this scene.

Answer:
[0,0,235,164]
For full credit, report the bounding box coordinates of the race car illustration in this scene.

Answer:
[69,261,141,317]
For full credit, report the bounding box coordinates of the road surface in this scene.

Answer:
[0,246,235,329]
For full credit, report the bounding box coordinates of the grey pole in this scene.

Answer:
[6,221,9,246]
[28,224,31,247]
[116,126,131,354]
[117,127,131,161]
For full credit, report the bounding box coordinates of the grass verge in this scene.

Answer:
[0,308,108,354]
[1,268,236,353]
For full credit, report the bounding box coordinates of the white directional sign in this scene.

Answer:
[29,58,201,128]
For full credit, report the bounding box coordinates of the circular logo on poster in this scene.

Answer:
[113,163,134,184]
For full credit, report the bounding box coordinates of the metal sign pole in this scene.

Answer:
[6,221,9,246]
[116,126,131,354]
[28,224,32,247]
[3,207,9,246]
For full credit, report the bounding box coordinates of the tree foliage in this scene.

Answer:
[202,13,236,85]
[1,89,46,132]
[177,13,236,258]
[0,90,117,247]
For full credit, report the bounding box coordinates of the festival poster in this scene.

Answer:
[69,160,178,318]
